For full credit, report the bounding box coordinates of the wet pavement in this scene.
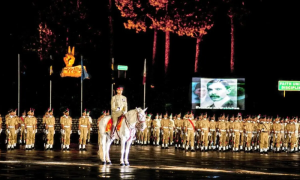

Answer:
[0,143,299,179]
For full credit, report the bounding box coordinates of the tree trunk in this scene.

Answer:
[194,37,201,73]
[165,31,170,73]
[108,0,114,61]
[152,29,157,65]
[230,15,235,73]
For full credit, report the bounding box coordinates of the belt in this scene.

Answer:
[81,125,87,127]
[21,124,25,126]
[290,132,294,134]
[26,126,32,128]
[154,127,159,129]
[187,128,194,130]
[246,131,251,133]
[163,127,169,129]
[234,130,239,132]
[261,131,267,133]
[177,127,181,129]
[210,129,215,131]
[275,131,279,133]
[220,130,226,132]
[169,128,173,129]
[64,126,70,128]
[8,126,15,128]
[202,128,208,130]
[280,131,284,133]
[147,126,151,128]
[48,125,53,127]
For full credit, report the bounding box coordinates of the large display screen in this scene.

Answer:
[191,77,245,110]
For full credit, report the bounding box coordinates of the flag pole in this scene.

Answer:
[144,81,146,109]
[18,54,20,116]
[143,59,146,109]
[111,58,114,98]
[81,55,83,114]
[50,55,52,109]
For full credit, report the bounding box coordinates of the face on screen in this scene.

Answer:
[194,88,206,99]
[207,82,230,102]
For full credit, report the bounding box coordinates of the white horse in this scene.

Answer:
[98,107,147,166]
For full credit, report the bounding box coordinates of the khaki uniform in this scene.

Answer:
[25,116,35,146]
[252,121,259,149]
[111,94,127,127]
[87,116,92,141]
[174,118,182,145]
[0,116,2,133]
[210,120,217,147]
[239,121,245,148]
[244,121,253,149]
[46,115,55,145]
[195,120,201,146]
[233,121,241,149]
[266,122,271,148]
[200,119,210,147]
[32,116,37,145]
[258,122,270,151]
[152,119,161,145]
[19,116,26,143]
[169,119,175,144]
[218,120,227,149]
[184,118,196,149]
[182,118,189,146]
[295,122,299,149]
[79,116,90,145]
[161,118,170,146]
[61,115,72,146]
[5,115,19,146]
[143,118,152,144]
[286,123,296,149]
[273,122,282,149]
[228,121,234,148]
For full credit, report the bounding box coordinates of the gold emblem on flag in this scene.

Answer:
[60,46,87,77]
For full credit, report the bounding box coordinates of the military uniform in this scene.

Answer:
[5,111,19,150]
[160,114,170,148]
[287,120,296,152]
[169,115,175,145]
[182,114,189,150]
[273,119,282,152]
[86,112,93,143]
[218,117,227,151]
[228,117,234,149]
[111,88,127,129]
[143,114,152,144]
[79,111,90,151]
[184,113,196,151]
[201,117,210,151]
[152,115,161,145]
[258,118,270,153]
[19,113,26,144]
[195,117,201,149]
[244,118,253,151]
[46,111,55,150]
[174,114,182,148]
[25,111,35,150]
[61,110,72,150]
[232,118,241,151]
[0,115,2,135]
[31,111,37,149]
[210,117,217,150]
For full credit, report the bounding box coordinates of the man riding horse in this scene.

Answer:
[111,87,127,137]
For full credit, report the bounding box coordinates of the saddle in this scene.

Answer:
[105,115,125,133]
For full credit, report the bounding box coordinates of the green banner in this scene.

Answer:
[118,65,128,71]
[278,81,300,91]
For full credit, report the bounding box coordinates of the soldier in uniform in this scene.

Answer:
[111,87,127,138]
[86,111,93,143]
[19,111,26,144]
[143,114,152,145]
[25,109,35,150]
[201,114,210,151]
[174,113,182,149]
[31,109,37,149]
[160,113,170,149]
[258,116,270,154]
[195,115,201,150]
[97,111,106,145]
[0,114,2,136]
[45,109,55,150]
[232,115,241,152]
[218,114,227,151]
[252,116,259,151]
[210,115,217,150]
[273,116,282,152]
[78,109,90,151]
[182,112,189,150]
[152,114,161,146]
[228,115,234,150]
[184,112,196,151]
[169,114,175,146]
[60,111,66,148]
[5,109,19,150]
[239,114,244,150]
[61,109,72,150]
[244,116,254,152]
[287,118,296,152]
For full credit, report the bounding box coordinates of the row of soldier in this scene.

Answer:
[134,112,300,153]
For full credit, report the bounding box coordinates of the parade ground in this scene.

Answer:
[0,143,299,179]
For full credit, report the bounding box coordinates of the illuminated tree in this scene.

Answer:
[175,0,214,73]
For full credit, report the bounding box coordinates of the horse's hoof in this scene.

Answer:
[106,161,112,165]
[125,163,130,166]
[120,163,125,166]
[101,162,106,165]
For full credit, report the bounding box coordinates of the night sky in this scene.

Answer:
[2,0,300,117]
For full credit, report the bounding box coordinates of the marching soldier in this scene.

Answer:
[25,109,35,150]
[239,114,244,150]
[258,116,270,154]
[218,114,227,151]
[19,111,26,144]
[210,115,217,150]
[201,114,210,151]
[182,112,189,150]
[45,109,55,150]
[31,109,37,149]
[143,114,152,145]
[174,113,182,149]
[111,87,127,138]
[184,112,196,151]
[228,115,234,150]
[169,114,175,146]
[60,111,66,148]
[273,116,282,152]
[86,111,93,143]
[244,116,253,152]
[61,109,72,150]
[252,116,259,151]
[97,111,106,145]
[233,116,241,152]
[5,109,19,150]
[78,109,90,151]
[161,113,170,149]
[152,114,160,146]
[286,118,296,152]
[195,115,202,150]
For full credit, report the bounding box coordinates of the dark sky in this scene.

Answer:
[2,0,300,117]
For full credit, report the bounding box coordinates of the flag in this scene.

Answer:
[50,65,53,76]
[111,58,114,70]
[81,57,89,80]
[143,59,146,85]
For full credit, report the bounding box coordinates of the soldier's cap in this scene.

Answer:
[147,113,152,117]
[8,109,14,113]
[106,110,110,114]
[117,87,123,90]
[64,108,69,113]
[101,110,106,115]
[169,114,173,118]
[87,111,90,115]
[48,108,53,112]
[155,113,159,117]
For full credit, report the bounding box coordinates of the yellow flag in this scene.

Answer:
[50,66,53,75]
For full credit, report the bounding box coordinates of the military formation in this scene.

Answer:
[134,112,300,154]
[1,109,300,154]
